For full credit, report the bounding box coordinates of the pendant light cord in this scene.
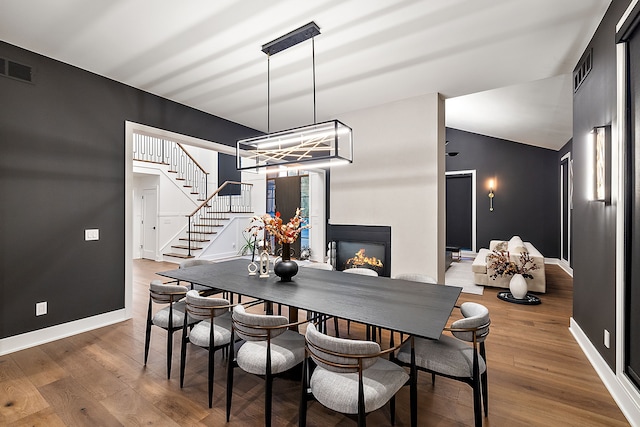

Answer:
[267,53,271,133]
[312,37,316,124]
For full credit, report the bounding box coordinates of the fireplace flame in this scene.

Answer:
[345,249,383,270]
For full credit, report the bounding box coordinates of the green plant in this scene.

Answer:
[238,231,256,256]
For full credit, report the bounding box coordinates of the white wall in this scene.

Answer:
[133,165,200,259]
[331,93,446,281]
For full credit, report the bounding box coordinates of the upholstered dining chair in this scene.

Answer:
[394,273,437,284]
[343,267,379,277]
[226,304,310,427]
[343,267,379,339]
[144,279,195,379]
[396,302,491,427]
[179,290,233,408]
[303,262,334,271]
[300,323,410,427]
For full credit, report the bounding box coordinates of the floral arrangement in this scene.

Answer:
[487,250,538,280]
[246,208,310,245]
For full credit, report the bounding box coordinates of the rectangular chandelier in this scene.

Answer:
[236,119,353,173]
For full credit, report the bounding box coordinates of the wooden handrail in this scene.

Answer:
[176,142,209,175]
[188,181,253,217]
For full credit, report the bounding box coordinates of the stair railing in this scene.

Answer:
[133,133,208,201]
[186,181,253,257]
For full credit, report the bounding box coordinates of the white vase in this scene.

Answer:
[509,274,528,299]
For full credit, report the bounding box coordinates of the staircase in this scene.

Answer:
[166,181,253,259]
[133,133,252,260]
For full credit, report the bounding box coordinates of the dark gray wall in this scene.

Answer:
[572,0,630,370]
[445,128,560,257]
[0,41,257,339]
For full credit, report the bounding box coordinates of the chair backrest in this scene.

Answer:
[185,290,229,321]
[342,267,378,277]
[179,259,213,269]
[149,279,188,304]
[232,304,288,341]
[451,302,490,343]
[394,273,437,284]
[305,323,380,373]
[304,262,334,271]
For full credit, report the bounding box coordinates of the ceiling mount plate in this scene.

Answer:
[261,22,321,56]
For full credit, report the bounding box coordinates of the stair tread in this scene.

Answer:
[180,238,210,242]
[171,245,202,250]
[187,231,218,235]
[164,253,195,259]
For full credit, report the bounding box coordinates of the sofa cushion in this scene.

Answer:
[508,236,527,254]
[489,240,507,252]
[472,248,490,274]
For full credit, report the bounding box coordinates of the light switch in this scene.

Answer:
[85,229,99,241]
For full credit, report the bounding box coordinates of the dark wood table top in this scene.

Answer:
[158,259,461,340]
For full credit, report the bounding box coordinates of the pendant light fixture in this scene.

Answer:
[236,22,353,173]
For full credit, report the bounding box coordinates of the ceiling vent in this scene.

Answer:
[573,49,592,93]
[0,57,33,83]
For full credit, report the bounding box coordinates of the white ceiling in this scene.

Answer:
[0,0,610,150]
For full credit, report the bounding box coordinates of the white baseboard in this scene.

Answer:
[570,318,640,426]
[0,309,130,356]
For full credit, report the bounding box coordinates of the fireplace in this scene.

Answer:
[328,224,391,277]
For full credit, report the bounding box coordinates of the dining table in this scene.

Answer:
[157,258,462,426]
[157,258,461,341]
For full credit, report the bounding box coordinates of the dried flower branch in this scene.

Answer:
[487,250,538,280]
[246,208,310,245]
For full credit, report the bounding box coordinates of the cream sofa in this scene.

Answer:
[472,236,546,293]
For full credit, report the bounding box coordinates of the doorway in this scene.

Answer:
[445,170,476,252]
[266,175,310,258]
[560,153,572,269]
[142,187,158,260]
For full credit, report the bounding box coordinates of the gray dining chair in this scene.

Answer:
[226,304,309,427]
[394,273,437,284]
[300,323,410,427]
[144,279,195,379]
[179,290,233,408]
[304,262,334,271]
[396,302,490,427]
[343,267,379,277]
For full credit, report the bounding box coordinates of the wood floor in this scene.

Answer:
[0,259,630,426]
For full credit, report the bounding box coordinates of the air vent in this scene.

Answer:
[573,49,592,93]
[0,57,33,83]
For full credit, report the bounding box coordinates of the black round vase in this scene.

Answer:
[274,260,298,282]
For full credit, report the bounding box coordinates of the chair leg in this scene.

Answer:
[265,373,273,427]
[333,317,340,337]
[166,328,173,379]
[226,332,235,422]
[208,347,214,408]
[299,358,309,427]
[480,343,488,417]
[179,331,188,388]
[144,299,153,365]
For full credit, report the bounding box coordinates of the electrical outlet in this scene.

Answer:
[85,229,99,241]
[36,301,47,316]
[604,329,610,348]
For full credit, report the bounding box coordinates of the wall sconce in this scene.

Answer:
[488,179,495,211]
[590,125,610,203]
